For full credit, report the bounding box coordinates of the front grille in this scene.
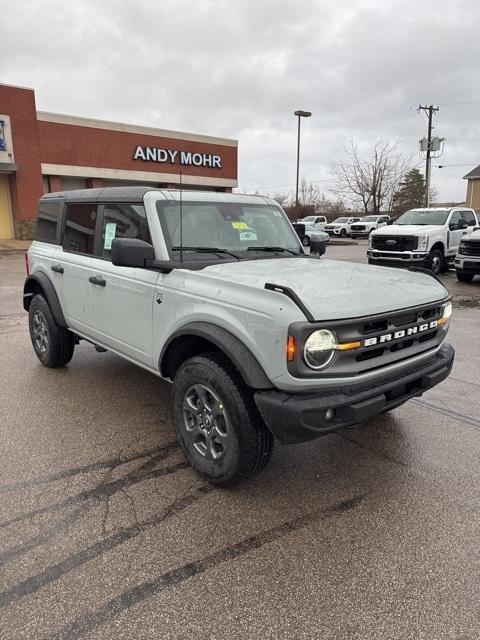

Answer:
[351,225,366,231]
[293,223,305,237]
[459,241,480,257]
[313,302,446,377]
[372,235,418,251]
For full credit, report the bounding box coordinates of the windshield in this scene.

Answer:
[333,217,348,223]
[300,216,316,222]
[156,200,302,256]
[362,216,380,222]
[395,209,449,226]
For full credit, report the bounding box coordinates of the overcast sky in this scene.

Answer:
[2,0,479,203]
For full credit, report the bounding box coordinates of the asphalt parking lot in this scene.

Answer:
[1,242,480,640]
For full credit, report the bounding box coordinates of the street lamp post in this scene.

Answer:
[294,109,312,209]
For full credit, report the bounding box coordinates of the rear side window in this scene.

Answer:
[460,210,476,226]
[63,203,98,255]
[35,200,62,244]
[100,203,151,259]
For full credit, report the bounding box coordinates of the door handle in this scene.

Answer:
[89,275,106,287]
[51,264,64,274]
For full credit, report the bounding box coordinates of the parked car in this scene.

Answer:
[368,207,478,274]
[24,188,454,486]
[350,215,391,238]
[455,225,480,282]
[323,217,361,238]
[297,215,327,229]
[293,221,330,248]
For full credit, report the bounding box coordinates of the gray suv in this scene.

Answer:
[24,188,454,486]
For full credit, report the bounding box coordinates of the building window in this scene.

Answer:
[35,201,62,244]
[63,203,97,255]
[100,203,151,258]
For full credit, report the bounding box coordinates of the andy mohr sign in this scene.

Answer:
[133,146,222,169]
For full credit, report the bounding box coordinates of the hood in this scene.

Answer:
[197,258,448,321]
[324,223,342,228]
[466,230,480,241]
[373,225,440,236]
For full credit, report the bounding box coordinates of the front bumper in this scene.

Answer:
[254,343,454,444]
[455,256,480,274]
[368,249,428,267]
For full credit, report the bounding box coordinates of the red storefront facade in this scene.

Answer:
[0,83,238,240]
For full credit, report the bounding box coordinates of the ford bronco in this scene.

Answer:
[24,188,454,486]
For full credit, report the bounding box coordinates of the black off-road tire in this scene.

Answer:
[302,236,310,247]
[171,354,274,487]
[28,294,75,367]
[456,271,474,283]
[426,248,444,275]
[340,228,347,238]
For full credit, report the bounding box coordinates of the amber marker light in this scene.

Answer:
[286,336,296,361]
[337,341,362,351]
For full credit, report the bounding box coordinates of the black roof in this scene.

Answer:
[463,164,480,180]
[41,186,164,203]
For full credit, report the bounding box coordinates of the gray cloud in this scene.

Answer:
[2,0,479,202]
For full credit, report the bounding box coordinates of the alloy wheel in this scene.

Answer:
[32,310,49,354]
[183,384,230,460]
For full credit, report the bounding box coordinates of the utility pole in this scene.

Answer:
[293,110,312,209]
[418,104,439,207]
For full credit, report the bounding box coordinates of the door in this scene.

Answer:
[0,174,13,239]
[447,211,467,255]
[56,201,98,333]
[87,202,160,366]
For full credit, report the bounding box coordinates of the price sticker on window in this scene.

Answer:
[104,223,117,250]
[231,221,248,230]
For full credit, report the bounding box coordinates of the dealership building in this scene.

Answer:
[0,83,238,240]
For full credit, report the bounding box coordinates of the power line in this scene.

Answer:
[239,111,414,167]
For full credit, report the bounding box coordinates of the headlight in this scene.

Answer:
[304,329,337,370]
[368,234,373,248]
[458,242,465,255]
[442,301,452,321]
[417,235,429,251]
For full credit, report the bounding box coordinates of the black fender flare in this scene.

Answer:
[159,321,273,389]
[23,273,67,328]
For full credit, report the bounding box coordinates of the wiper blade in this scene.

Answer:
[246,246,300,255]
[172,246,240,259]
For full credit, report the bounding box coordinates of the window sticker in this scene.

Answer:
[231,221,248,230]
[104,222,117,250]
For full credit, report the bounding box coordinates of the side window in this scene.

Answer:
[449,211,461,228]
[100,203,151,259]
[35,200,62,244]
[460,210,476,226]
[63,203,97,255]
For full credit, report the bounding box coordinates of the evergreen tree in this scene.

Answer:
[392,168,426,216]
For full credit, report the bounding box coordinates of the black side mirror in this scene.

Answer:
[387,220,393,225]
[450,219,467,231]
[310,238,327,256]
[111,238,156,267]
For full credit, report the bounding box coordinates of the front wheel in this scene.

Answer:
[340,229,347,238]
[302,236,310,247]
[456,271,474,283]
[171,355,274,487]
[426,248,444,275]
[28,294,75,367]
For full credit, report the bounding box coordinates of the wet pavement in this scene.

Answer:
[1,244,479,640]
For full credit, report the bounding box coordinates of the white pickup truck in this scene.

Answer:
[350,215,392,238]
[368,207,478,274]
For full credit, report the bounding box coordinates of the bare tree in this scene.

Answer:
[331,141,411,214]
[270,191,290,208]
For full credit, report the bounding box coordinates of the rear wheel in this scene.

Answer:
[456,271,474,283]
[171,354,274,487]
[426,248,444,275]
[302,236,310,247]
[28,294,75,367]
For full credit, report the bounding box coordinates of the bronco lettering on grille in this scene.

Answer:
[363,320,439,347]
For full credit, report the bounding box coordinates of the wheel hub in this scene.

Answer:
[183,384,229,460]
[32,310,49,354]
